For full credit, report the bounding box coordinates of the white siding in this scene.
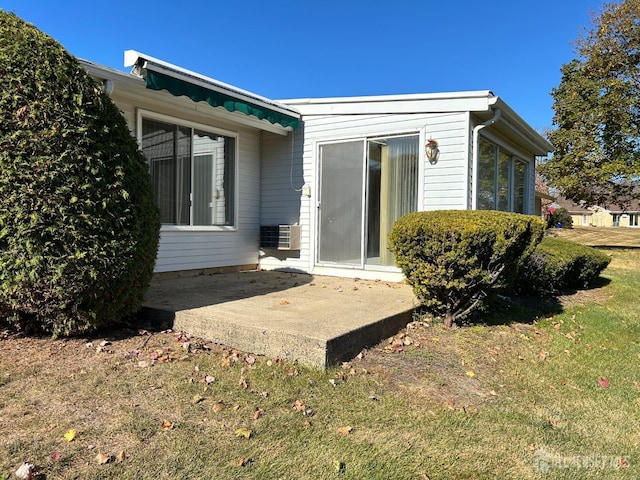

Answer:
[110,89,262,274]
[259,111,471,275]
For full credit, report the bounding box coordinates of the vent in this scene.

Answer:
[260,225,301,251]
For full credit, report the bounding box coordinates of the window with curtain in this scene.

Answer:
[141,117,235,226]
[477,138,529,214]
[368,136,419,266]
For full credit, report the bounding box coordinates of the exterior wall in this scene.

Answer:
[590,208,613,227]
[259,112,470,278]
[570,213,592,227]
[110,88,263,273]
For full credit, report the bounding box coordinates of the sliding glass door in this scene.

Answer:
[318,134,419,268]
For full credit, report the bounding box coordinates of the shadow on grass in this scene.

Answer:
[463,275,612,327]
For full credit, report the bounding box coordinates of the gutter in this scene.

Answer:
[471,108,502,210]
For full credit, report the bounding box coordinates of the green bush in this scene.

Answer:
[388,210,545,327]
[547,207,573,229]
[0,11,160,335]
[522,237,610,293]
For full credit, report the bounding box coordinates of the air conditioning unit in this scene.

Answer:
[260,225,301,251]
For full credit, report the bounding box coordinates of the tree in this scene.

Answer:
[0,11,160,335]
[541,0,640,209]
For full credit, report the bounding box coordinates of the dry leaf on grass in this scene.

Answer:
[63,429,77,442]
[212,400,225,412]
[160,419,174,431]
[337,426,353,435]
[253,408,265,420]
[15,463,35,479]
[95,452,113,465]
[235,427,252,439]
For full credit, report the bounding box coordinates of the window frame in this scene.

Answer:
[476,137,531,214]
[137,109,239,232]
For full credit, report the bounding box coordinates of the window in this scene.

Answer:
[612,214,621,227]
[477,139,529,213]
[630,214,639,227]
[141,116,235,227]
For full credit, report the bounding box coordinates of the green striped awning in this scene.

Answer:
[145,69,299,131]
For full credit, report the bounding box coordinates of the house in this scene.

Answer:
[554,196,640,228]
[81,51,553,282]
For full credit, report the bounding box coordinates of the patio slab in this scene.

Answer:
[141,270,418,369]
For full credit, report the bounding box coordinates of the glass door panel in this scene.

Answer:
[366,136,419,266]
[317,141,364,265]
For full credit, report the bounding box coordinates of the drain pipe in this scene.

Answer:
[471,108,502,210]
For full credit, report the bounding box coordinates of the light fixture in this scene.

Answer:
[426,138,439,164]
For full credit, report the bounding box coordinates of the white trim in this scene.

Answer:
[137,108,240,231]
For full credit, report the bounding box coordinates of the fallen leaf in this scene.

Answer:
[63,429,77,442]
[52,451,61,462]
[334,460,346,474]
[95,452,113,464]
[115,451,126,463]
[235,427,252,439]
[466,371,475,378]
[236,457,252,467]
[160,419,174,430]
[212,401,225,412]
[337,426,354,435]
[15,463,35,480]
[192,395,205,405]
[280,300,289,305]
[292,399,306,412]
[245,356,256,366]
[204,375,215,384]
[538,350,547,361]
[598,378,610,388]
[253,408,265,420]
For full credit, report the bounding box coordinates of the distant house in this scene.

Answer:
[554,196,640,228]
[81,50,553,281]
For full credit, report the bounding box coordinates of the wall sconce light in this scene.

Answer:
[426,138,439,164]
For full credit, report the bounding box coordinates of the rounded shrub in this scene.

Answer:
[547,207,573,229]
[521,237,610,293]
[388,210,545,327]
[0,11,160,335]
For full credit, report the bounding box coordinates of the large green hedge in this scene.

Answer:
[0,11,160,335]
[521,237,610,293]
[388,210,545,327]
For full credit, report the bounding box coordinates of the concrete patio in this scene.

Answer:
[141,270,418,369]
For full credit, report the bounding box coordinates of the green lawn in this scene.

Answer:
[1,248,639,479]
[552,225,640,248]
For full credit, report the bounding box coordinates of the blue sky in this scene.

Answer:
[1,0,606,131]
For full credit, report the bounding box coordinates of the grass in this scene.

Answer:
[1,240,640,478]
